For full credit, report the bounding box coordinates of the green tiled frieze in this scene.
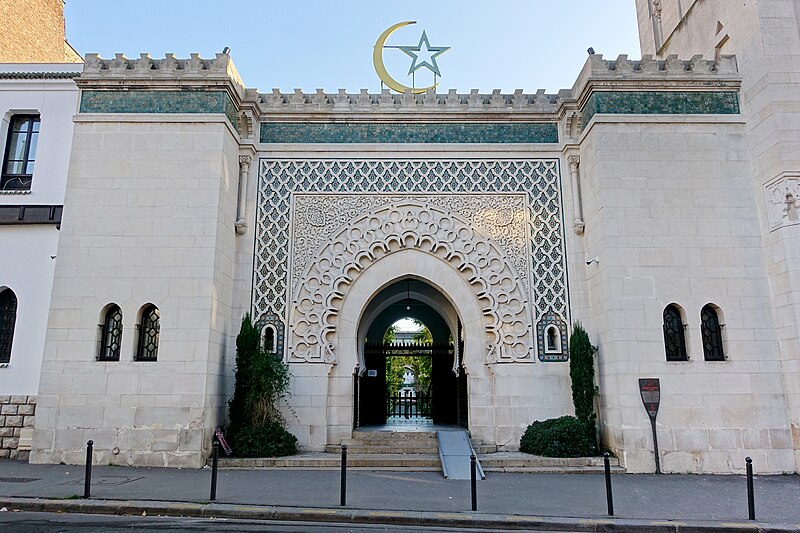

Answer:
[259,122,558,144]
[581,91,740,125]
[80,90,237,126]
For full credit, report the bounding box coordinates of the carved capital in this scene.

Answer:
[239,155,252,172]
[567,155,580,171]
[573,220,585,235]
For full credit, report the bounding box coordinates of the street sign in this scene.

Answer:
[638,378,661,474]
[639,378,660,420]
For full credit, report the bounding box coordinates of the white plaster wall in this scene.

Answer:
[0,226,58,394]
[31,114,239,468]
[578,115,794,473]
[0,65,80,395]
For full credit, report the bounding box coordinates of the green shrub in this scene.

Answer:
[231,422,298,458]
[519,416,598,457]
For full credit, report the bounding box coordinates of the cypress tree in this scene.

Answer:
[228,313,260,433]
[569,322,597,427]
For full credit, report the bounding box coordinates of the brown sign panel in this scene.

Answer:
[638,378,660,420]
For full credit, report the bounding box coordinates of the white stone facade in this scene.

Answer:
[0,2,794,474]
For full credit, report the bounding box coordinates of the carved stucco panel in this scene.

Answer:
[288,199,533,364]
[765,173,800,231]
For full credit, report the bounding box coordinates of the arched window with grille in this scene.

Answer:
[545,325,561,353]
[700,304,725,361]
[262,325,276,354]
[98,304,123,361]
[663,304,687,361]
[136,304,160,361]
[0,288,18,364]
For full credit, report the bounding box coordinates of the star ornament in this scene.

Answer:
[398,30,450,77]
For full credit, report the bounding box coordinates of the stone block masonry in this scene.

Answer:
[0,396,36,461]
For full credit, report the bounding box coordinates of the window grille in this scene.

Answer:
[98,305,123,361]
[700,305,725,361]
[0,289,18,364]
[2,115,40,191]
[663,304,687,361]
[135,305,160,361]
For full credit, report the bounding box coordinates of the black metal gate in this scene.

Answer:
[364,342,454,421]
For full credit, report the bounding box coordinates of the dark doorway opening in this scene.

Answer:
[354,279,468,429]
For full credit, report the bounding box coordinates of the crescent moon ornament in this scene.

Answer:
[373,21,444,94]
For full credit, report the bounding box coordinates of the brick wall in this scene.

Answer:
[0,395,36,460]
[0,0,81,62]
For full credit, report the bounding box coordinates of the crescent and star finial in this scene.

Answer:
[373,21,451,94]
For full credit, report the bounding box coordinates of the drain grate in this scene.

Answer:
[0,477,41,483]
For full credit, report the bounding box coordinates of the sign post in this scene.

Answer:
[638,378,661,474]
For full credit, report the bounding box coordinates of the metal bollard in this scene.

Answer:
[83,440,93,499]
[210,441,219,501]
[746,457,755,520]
[603,452,614,516]
[340,445,347,506]
[470,454,477,511]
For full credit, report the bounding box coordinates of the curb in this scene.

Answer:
[0,497,797,532]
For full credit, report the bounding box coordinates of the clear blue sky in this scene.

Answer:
[64,1,640,93]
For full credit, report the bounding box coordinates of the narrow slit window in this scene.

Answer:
[0,289,18,364]
[136,304,160,361]
[700,304,725,361]
[663,304,688,361]
[98,305,123,361]
[545,325,561,353]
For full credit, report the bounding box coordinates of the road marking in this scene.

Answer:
[437,513,471,520]
[300,508,337,515]
[233,506,264,512]
[651,521,687,526]
[719,523,758,529]
[369,511,405,517]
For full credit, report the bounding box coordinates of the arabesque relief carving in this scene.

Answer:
[288,199,533,364]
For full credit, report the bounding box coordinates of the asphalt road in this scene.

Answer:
[0,511,574,532]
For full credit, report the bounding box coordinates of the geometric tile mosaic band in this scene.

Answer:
[254,159,568,362]
[581,90,740,125]
[79,90,238,127]
[260,122,559,144]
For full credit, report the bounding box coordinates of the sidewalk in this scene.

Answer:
[0,460,798,531]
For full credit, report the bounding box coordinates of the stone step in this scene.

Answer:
[483,465,626,474]
[473,443,497,454]
[326,444,439,454]
[351,431,438,440]
[339,438,438,447]
[477,452,621,469]
[217,452,442,469]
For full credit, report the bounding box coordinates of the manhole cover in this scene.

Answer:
[64,475,144,486]
[0,477,41,483]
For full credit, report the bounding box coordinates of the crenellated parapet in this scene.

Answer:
[573,53,740,103]
[71,51,745,143]
[77,52,246,98]
[256,87,567,115]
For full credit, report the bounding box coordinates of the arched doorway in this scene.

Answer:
[355,278,467,428]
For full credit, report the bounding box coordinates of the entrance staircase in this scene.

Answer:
[215,428,624,474]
